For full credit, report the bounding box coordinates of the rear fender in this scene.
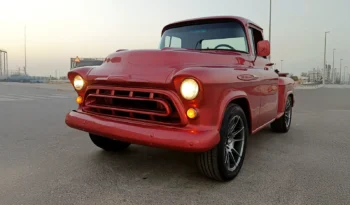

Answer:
[277,77,295,117]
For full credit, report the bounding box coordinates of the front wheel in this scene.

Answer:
[196,104,248,181]
[89,133,131,151]
[270,96,293,133]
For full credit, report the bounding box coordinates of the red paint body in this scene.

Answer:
[65,16,294,152]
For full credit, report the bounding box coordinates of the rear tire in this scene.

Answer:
[271,96,292,133]
[196,103,248,181]
[89,133,131,151]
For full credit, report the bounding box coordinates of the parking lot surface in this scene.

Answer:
[0,83,349,205]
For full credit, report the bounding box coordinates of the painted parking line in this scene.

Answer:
[0,95,34,101]
[0,94,71,101]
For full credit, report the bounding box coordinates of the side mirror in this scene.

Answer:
[257,40,270,57]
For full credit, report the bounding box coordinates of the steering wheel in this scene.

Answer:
[214,44,235,50]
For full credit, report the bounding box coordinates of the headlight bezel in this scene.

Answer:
[73,75,85,91]
[180,78,200,101]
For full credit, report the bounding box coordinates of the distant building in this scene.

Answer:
[308,69,322,82]
[70,57,104,70]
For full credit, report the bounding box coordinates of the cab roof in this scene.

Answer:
[161,16,262,35]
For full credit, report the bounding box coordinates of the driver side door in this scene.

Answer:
[248,26,279,127]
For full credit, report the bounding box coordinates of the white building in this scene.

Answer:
[308,69,322,82]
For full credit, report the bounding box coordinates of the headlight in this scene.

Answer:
[73,75,84,90]
[180,78,199,100]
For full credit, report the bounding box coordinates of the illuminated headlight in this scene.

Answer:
[73,75,84,90]
[180,78,199,100]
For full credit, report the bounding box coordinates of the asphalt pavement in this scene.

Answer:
[1,83,350,205]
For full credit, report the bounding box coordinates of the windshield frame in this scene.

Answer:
[159,19,250,54]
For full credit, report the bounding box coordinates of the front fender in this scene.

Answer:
[170,66,244,84]
[67,66,95,95]
[67,66,95,83]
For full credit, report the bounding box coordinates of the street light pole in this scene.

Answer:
[6,52,8,77]
[3,52,5,76]
[281,60,284,72]
[24,25,27,76]
[340,59,343,84]
[333,49,336,83]
[269,0,272,60]
[0,50,8,77]
[323,31,330,85]
[0,52,2,76]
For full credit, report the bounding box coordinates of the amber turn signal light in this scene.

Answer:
[186,108,198,119]
[76,96,83,104]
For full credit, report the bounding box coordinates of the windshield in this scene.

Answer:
[159,21,248,52]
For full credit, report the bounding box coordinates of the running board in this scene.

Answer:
[251,118,276,134]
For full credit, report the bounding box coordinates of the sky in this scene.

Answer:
[1,0,350,77]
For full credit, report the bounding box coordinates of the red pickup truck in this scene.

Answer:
[65,16,295,181]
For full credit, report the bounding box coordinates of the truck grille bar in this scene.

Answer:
[82,86,184,125]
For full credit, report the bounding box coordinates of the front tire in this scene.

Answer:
[196,104,248,181]
[270,96,293,133]
[89,133,131,151]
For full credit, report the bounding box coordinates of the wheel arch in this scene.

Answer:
[288,92,294,107]
[283,91,294,110]
[217,91,252,134]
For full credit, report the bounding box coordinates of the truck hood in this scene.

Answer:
[87,49,248,84]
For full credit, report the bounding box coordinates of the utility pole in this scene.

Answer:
[344,66,348,84]
[323,31,330,85]
[340,59,343,84]
[269,0,272,60]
